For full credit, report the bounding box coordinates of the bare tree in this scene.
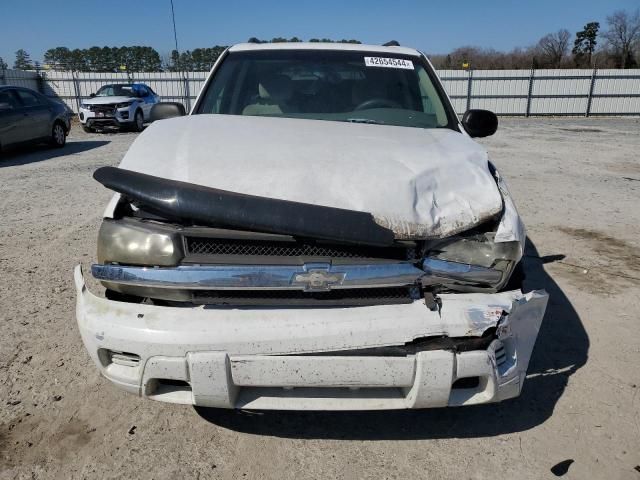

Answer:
[602,9,640,68]
[537,29,571,67]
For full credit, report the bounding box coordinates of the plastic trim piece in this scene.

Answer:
[93,166,396,247]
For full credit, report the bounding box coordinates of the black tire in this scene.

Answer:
[82,125,93,133]
[132,109,144,132]
[50,121,66,148]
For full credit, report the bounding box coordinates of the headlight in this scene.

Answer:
[97,218,183,267]
[81,103,91,110]
[115,101,134,109]
[422,233,521,291]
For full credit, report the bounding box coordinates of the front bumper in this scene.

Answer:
[79,107,134,128]
[75,265,548,410]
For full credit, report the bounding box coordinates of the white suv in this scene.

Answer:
[76,42,548,411]
[79,83,159,132]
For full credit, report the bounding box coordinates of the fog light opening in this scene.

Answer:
[98,348,140,368]
[452,376,480,389]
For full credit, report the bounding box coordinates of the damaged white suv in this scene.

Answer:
[75,42,548,410]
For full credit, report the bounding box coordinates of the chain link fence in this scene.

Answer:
[2,67,639,116]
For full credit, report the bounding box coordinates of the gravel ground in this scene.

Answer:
[1,118,639,479]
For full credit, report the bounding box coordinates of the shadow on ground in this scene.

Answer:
[195,239,589,439]
[0,140,109,167]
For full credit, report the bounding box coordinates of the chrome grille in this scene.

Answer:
[185,236,412,260]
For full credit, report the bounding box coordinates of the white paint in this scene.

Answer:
[229,42,421,56]
[118,114,504,239]
[74,265,548,410]
[493,166,526,245]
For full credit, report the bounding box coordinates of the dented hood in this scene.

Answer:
[119,114,503,239]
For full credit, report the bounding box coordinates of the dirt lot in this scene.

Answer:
[1,118,639,479]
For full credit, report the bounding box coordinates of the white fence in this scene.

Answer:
[438,69,640,116]
[2,67,639,116]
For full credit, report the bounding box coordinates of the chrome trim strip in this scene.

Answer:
[421,258,502,285]
[91,262,425,291]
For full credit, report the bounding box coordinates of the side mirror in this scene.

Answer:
[461,109,498,138]
[150,102,186,122]
[89,93,96,98]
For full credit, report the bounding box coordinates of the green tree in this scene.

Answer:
[44,47,72,69]
[0,56,7,70]
[14,49,33,70]
[572,22,600,67]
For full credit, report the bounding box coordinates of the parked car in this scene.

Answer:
[79,83,159,132]
[0,86,71,151]
[76,42,549,411]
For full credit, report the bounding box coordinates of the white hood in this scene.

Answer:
[84,96,135,105]
[118,115,504,239]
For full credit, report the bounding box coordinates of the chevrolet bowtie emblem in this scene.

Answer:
[291,265,346,291]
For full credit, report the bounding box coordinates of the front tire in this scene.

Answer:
[50,122,66,148]
[132,109,144,132]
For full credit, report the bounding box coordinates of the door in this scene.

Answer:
[0,89,27,146]
[137,86,154,120]
[14,89,51,140]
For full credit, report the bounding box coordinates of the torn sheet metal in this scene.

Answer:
[493,167,526,245]
[117,115,504,239]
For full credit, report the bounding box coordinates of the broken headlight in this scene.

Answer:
[422,233,522,292]
[97,218,183,267]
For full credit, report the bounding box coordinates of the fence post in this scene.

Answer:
[71,70,81,113]
[466,69,473,111]
[34,63,42,93]
[525,67,535,117]
[183,71,191,111]
[585,66,597,117]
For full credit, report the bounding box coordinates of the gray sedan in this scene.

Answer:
[0,86,72,152]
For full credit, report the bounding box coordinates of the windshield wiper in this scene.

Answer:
[345,118,385,125]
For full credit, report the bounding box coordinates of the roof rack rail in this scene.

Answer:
[383,40,400,47]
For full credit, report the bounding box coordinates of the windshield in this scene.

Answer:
[95,84,135,97]
[195,50,454,129]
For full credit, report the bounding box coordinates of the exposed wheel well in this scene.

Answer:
[53,119,68,133]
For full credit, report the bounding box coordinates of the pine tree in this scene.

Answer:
[14,49,33,70]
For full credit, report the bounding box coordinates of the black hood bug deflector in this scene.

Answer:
[93,166,396,247]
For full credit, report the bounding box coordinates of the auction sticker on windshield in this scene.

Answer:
[364,57,414,69]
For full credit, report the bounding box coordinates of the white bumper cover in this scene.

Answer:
[79,106,135,125]
[74,265,548,410]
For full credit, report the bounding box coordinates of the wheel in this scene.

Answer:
[132,109,144,132]
[50,122,66,148]
[82,125,93,133]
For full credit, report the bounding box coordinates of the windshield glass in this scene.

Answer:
[195,50,453,129]
[95,84,135,97]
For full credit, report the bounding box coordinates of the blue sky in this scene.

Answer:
[1,0,637,64]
